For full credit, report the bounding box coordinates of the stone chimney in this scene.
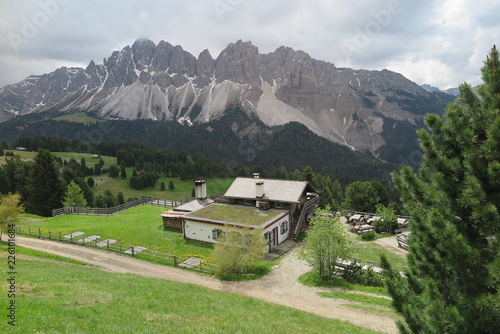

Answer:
[255,181,264,198]
[195,180,207,199]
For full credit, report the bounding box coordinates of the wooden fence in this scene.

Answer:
[52,197,194,217]
[14,225,218,275]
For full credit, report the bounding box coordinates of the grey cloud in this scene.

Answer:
[0,0,498,89]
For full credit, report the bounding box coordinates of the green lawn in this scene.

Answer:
[18,205,214,258]
[0,150,36,165]
[318,291,397,318]
[0,247,379,334]
[318,291,393,309]
[91,173,233,201]
[352,242,408,269]
[1,151,234,200]
[299,271,399,319]
[52,112,103,124]
[298,270,390,296]
[0,151,115,167]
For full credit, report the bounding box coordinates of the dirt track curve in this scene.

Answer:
[12,236,398,333]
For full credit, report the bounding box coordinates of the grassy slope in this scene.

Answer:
[352,242,408,269]
[19,205,214,258]
[0,151,234,200]
[0,247,378,334]
[52,112,102,124]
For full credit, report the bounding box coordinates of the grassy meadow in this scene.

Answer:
[352,242,408,269]
[52,112,103,124]
[18,205,214,258]
[0,150,234,201]
[0,244,379,334]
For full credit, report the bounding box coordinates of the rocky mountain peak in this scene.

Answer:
[0,38,455,155]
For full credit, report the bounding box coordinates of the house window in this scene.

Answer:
[275,202,283,209]
[245,200,253,206]
[280,221,289,234]
[212,228,223,240]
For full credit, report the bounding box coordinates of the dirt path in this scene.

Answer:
[374,236,408,257]
[11,236,398,333]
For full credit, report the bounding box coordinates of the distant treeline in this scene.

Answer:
[0,107,400,183]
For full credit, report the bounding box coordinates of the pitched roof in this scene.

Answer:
[224,177,315,203]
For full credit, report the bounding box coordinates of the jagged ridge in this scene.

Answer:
[0,39,454,153]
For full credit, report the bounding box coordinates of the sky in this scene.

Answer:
[0,0,498,90]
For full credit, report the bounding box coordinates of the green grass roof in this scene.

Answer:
[185,204,287,226]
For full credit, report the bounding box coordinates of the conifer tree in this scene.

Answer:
[62,181,87,207]
[26,150,64,216]
[382,46,500,333]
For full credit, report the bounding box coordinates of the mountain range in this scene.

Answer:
[0,38,455,158]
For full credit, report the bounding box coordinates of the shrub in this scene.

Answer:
[361,231,376,241]
[342,263,384,287]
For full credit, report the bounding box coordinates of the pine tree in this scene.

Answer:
[343,180,388,212]
[120,165,127,179]
[62,181,87,207]
[117,191,125,205]
[168,180,175,191]
[382,46,500,333]
[26,150,64,216]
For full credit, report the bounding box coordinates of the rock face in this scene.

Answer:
[0,39,453,153]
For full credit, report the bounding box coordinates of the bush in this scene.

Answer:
[361,231,376,241]
[374,218,399,234]
[342,263,384,287]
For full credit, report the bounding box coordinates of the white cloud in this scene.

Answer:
[0,0,498,89]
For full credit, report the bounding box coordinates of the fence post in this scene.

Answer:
[107,240,109,249]
[38,228,41,238]
[49,231,51,239]
[59,231,62,241]
[131,247,135,256]
[28,227,31,235]
[174,256,177,266]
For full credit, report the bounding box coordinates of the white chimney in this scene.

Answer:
[202,180,207,199]
[255,181,264,198]
[253,173,260,179]
[195,180,207,199]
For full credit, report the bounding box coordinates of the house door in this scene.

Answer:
[269,231,274,252]
[268,227,279,252]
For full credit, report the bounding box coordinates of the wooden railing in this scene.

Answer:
[52,197,194,217]
[14,225,218,275]
[290,196,320,240]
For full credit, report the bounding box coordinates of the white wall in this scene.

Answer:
[263,216,290,244]
[183,215,290,251]
[183,220,220,244]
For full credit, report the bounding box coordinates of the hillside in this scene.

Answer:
[0,150,233,201]
[0,109,400,180]
[0,242,379,333]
